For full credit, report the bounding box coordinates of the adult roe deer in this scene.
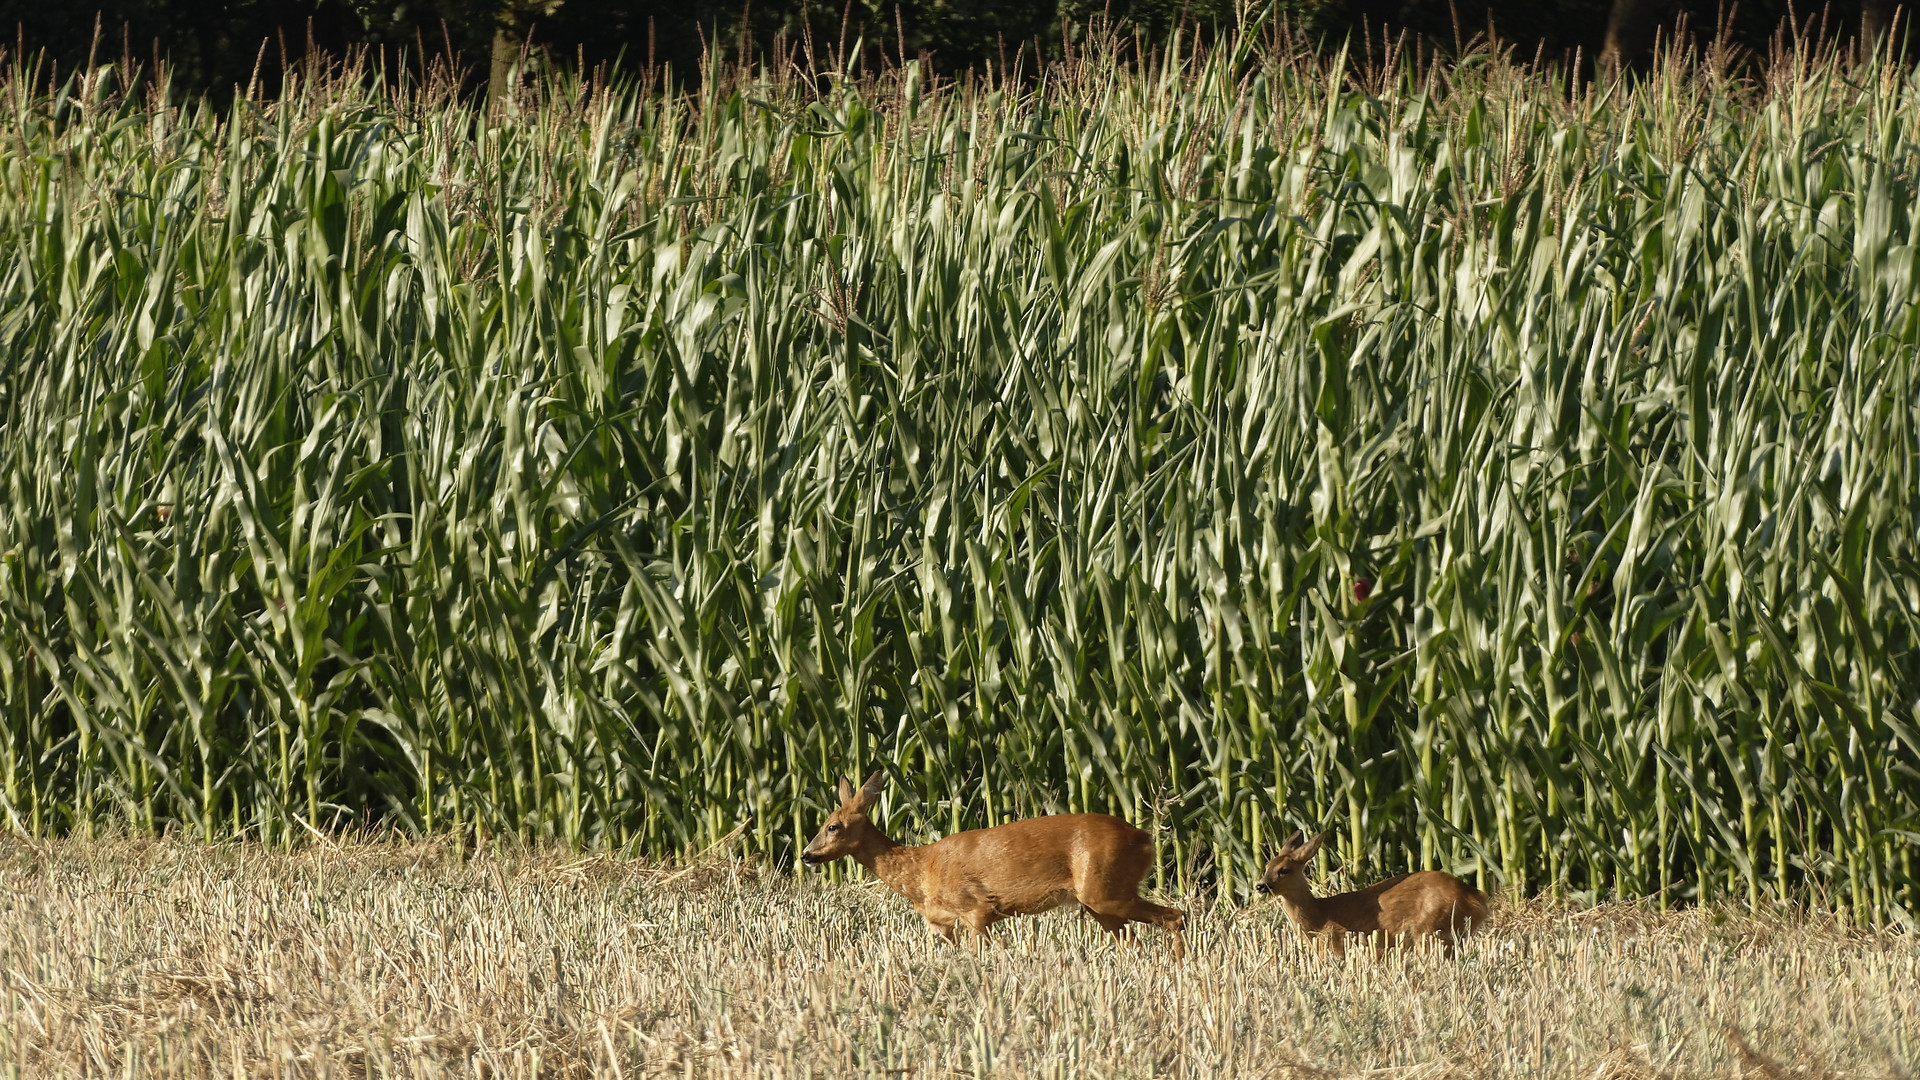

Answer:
[801,771,1186,958]
[1255,830,1489,956]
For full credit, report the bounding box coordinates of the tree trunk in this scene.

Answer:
[1599,0,1652,74]
[489,11,522,110]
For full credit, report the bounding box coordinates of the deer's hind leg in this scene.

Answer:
[1081,896,1186,960]
[1085,908,1133,942]
[1076,847,1187,959]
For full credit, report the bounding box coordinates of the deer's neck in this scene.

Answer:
[1272,875,1330,931]
[853,833,927,905]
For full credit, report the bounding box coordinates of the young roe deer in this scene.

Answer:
[801,770,1186,958]
[1255,830,1489,956]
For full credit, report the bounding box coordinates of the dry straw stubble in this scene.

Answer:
[1,838,1916,1078]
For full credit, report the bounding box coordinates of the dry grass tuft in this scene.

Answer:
[0,838,1914,1078]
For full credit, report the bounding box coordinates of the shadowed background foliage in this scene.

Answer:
[7,0,1916,98]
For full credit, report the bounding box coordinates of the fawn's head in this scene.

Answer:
[1255,830,1328,894]
[801,771,887,865]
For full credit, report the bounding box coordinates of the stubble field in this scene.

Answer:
[0,838,1913,1078]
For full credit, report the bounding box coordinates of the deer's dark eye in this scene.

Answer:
[826,824,841,832]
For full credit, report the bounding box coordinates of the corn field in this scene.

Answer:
[0,23,1916,922]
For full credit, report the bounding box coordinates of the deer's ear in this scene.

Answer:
[1283,829,1306,851]
[856,770,886,809]
[1298,831,1329,861]
[837,777,855,806]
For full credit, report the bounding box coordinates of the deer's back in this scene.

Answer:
[1368,871,1487,935]
[920,814,1153,915]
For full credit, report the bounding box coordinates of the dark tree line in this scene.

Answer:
[4,0,1912,98]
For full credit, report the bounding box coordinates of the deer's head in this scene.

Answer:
[1255,830,1328,893]
[801,771,887,865]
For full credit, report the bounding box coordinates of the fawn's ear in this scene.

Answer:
[837,776,856,806]
[1298,831,1329,861]
[1283,829,1306,852]
[855,770,886,810]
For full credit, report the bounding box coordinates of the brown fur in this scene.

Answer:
[1255,830,1489,956]
[802,771,1186,958]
